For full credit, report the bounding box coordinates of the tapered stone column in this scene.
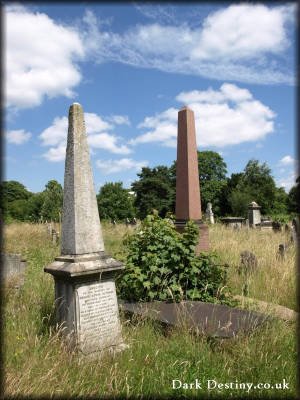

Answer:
[174,106,210,252]
[45,103,125,356]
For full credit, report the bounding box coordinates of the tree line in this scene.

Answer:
[1,151,298,223]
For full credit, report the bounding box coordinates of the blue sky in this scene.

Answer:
[4,2,298,194]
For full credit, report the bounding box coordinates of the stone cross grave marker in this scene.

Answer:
[45,103,125,356]
[174,106,210,252]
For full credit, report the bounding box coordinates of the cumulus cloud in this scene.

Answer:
[6,129,32,144]
[5,3,295,112]
[40,112,131,162]
[108,115,131,126]
[96,158,148,174]
[132,83,276,148]
[5,5,85,110]
[279,155,295,165]
[85,4,295,85]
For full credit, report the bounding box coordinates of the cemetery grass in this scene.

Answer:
[3,222,298,398]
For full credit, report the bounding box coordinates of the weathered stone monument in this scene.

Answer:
[205,202,214,224]
[248,201,261,228]
[174,106,210,252]
[1,253,27,288]
[44,103,124,356]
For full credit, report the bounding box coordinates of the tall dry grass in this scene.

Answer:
[2,221,298,398]
[210,223,297,311]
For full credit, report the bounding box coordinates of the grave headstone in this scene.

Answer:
[239,250,258,275]
[44,103,125,356]
[272,221,282,232]
[174,106,210,252]
[205,202,215,224]
[278,243,289,260]
[1,253,27,288]
[248,202,261,228]
[245,219,249,231]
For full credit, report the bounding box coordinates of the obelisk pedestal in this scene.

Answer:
[174,106,210,252]
[45,103,125,356]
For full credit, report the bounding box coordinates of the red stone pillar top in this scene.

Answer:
[175,105,202,221]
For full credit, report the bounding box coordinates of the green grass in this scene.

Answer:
[3,222,298,398]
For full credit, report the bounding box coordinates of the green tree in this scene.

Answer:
[41,180,63,222]
[8,199,31,221]
[219,173,244,216]
[287,176,300,213]
[97,182,135,221]
[27,192,46,222]
[0,180,32,222]
[0,180,32,203]
[197,151,227,215]
[272,187,288,215]
[227,160,277,216]
[131,166,175,220]
[227,189,253,218]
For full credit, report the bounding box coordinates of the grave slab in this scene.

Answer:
[119,300,269,338]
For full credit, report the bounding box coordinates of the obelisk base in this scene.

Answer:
[174,220,210,253]
[44,252,125,356]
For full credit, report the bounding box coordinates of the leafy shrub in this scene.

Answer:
[116,212,228,303]
[271,214,291,224]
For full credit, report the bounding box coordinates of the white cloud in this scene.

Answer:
[5,3,295,112]
[96,158,148,174]
[108,115,131,126]
[42,144,67,162]
[87,133,132,154]
[40,112,131,161]
[85,4,295,85]
[39,116,68,147]
[6,129,32,144]
[133,83,276,148]
[191,5,290,60]
[5,5,84,110]
[279,155,294,165]
[276,172,298,191]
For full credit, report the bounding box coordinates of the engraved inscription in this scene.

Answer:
[75,280,121,353]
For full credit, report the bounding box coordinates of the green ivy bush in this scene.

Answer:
[116,212,228,303]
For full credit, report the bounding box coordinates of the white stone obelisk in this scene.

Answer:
[62,103,104,255]
[45,103,124,356]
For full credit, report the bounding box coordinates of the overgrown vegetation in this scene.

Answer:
[3,222,297,398]
[117,212,227,303]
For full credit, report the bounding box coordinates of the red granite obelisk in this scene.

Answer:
[174,106,210,252]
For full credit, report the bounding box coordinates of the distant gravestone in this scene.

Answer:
[278,243,288,260]
[205,203,215,224]
[174,106,210,252]
[245,219,249,231]
[220,217,245,229]
[2,254,26,288]
[248,202,261,228]
[239,250,258,275]
[272,221,282,232]
[291,217,299,245]
[45,103,125,356]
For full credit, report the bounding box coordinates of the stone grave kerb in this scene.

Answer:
[44,103,125,356]
[174,105,210,252]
